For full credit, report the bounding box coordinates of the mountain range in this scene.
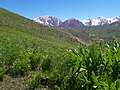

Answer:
[33,16,120,28]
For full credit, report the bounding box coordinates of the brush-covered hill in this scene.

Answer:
[0,8,80,89]
[0,8,79,49]
[59,25,120,43]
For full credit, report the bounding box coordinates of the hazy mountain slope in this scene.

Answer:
[0,8,79,90]
[60,26,120,42]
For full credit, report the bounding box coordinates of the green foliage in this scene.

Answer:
[29,53,42,70]
[54,39,120,90]
[0,38,20,68]
[41,55,52,73]
[0,67,6,81]
[30,72,41,89]
[10,57,30,77]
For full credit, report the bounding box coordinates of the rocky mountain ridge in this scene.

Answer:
[33,16,120,27]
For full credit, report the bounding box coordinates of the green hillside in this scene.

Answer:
[60,26,120,43]
[0,8,78,89]
[0,8,78,49]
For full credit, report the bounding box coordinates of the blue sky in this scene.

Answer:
[0,0,120,21]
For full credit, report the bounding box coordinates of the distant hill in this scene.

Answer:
[59,26,120,42]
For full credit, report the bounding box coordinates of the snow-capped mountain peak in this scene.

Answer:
[82,16,108,26]
[60,18,85,28]
[33,16,62,26]
[81,16,120,26]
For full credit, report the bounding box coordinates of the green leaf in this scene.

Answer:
[116,79,120,89]
[110,82,116,89]
[101,82,109,90]
[91,71,99,86]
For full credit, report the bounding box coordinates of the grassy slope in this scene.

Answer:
[0,8,78,49]
[60,25,120,43]
[1,7,119,47]
[0,8,79,89]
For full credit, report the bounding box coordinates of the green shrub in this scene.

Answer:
[29,53,43,70]
[59,40,120,90]
[29,72,41,90]
[0,67,6,81]
[0,39,20,68]
[41,55,52,73]
[10,57,30,77]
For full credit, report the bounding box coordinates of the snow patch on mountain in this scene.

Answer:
[81,16,120,26]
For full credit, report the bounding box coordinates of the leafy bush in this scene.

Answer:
[59,40,120,90]
[0,67,6,81]
[29,53,43,70]
[41,55,52,73]
[0,38,21,68]
[30,72,41,90]
[10,55,30,77]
